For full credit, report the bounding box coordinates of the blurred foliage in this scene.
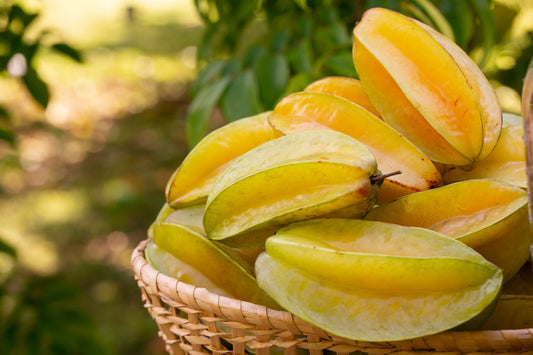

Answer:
[0,1,195,354]
[186,0,502,147]
[0,272,109,355]
[0,1,82,148]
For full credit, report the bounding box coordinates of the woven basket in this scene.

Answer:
[132,239,533,355]
[132,63,533,354]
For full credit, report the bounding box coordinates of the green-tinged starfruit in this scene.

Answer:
[164,203,205,232]
[152,221,279,308]
[145,239,230,297]
[255,218,502,341]
[163,203,263,267]
[352,7,501,167]
[271,91,441,204]
[365,179,531,282]
[165,111,277,208]
[203,129,380,248]
[147,202,176,238]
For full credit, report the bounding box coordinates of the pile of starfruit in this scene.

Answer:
[146,7,532,341]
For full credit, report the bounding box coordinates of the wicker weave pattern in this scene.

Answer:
[132,239,533,354]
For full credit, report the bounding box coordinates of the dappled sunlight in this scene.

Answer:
[85,231,134,270]
[1,229,59,275]
[0,189,89,230]
[0,189,89,275]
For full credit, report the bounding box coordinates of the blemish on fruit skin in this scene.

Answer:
[429,180,441,188]
[356,184,372,197]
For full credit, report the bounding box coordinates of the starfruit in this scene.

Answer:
[165,111,277,208]
[271,91,441,203]
[160,203,263,270]
[203,129,380,248]
[352,7,501,167]
[145,239,230,297]
[147,202,175,238]
[365,179,531,281]
[255,219,503,341]
[443,114,527,188]
[152,220,279,308]
[304,76,382,118]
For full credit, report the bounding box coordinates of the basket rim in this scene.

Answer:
[131,237,533,351]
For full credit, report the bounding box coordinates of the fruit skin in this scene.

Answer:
[255,218,502,342]
[145,239,230,297]
[203,129,379,249]
[304,76,381,118]
[147,202,176,238]
[152,221,279,308]
[272,91,441,204]
[352,7,501,167]
[164,203,205,232]
[365,179,531,282]
[442,115,527,188]
[163,203,264,271]
[165,111,277,208]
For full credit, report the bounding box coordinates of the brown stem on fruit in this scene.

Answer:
[370,170,402,184]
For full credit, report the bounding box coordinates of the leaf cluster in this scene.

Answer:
[185,0,496,148]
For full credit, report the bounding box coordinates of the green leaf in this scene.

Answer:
[283,72,315,96]
[220,68,263,121]
[0,239,16,259]
[312,21,351,54]
[439,0,473,50]
[288,39,313,73]
[194,0,217,24]
[186,75,232,148]
[296,15,314,38]
[196,24,217,62]
[366,0,402,12]
[269,29,290,53]
[323,50,356,77]
[221,58,242,76]
[20,43,38,63]
[242,44,265,68]
[411,0,455,42]
[51,43,83,62]
[255,53,290,109]
[402,3,434,27]
[0,106,8,118]
[0,127,14,145]
[191,59,227,96]
[470,0,495,68]
[232,0,258,23]
[294,0,309,11]
[8,5,38,31]
[22,68,49,108]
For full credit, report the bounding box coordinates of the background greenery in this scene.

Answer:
[0,0,532,354]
